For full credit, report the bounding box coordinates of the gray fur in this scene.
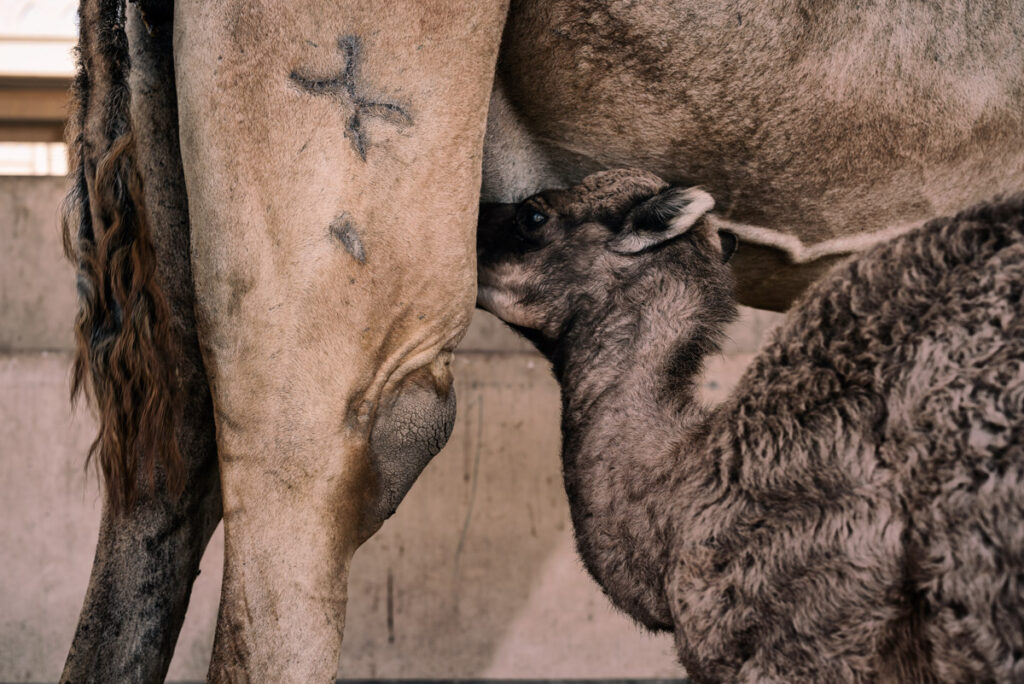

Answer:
[477,169,1024,682]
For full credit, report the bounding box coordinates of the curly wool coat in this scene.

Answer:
[676,196,1024,682]
[476,174,1024,683]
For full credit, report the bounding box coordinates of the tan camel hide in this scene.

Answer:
[173,0,508,679]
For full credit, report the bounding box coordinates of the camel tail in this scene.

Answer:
[62,0,184,514]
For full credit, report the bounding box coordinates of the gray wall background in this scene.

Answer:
[0,176,783,680]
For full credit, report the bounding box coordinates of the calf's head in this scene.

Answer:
[477,169,737,355]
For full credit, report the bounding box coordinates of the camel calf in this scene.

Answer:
[477,169,1024,682]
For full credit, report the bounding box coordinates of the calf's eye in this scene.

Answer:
[516,204,549,231]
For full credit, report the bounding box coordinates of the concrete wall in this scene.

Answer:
[0,176,783,681]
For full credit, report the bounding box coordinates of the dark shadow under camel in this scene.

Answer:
[476,169,1024,683]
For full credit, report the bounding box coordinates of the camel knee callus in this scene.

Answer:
[368,356,457,521]
[477,168,1024,682]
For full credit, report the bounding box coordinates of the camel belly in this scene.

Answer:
[484,0,1024,308]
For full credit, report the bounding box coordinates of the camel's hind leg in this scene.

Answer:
[60,4,222,681]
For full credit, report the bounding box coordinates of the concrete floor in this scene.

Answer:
[0,176,783,681]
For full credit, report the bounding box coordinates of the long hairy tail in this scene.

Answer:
[62,0,184,513]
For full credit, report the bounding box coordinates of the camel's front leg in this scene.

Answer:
[174,1,508,679]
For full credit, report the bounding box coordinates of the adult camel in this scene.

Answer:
[61,0,1024,681]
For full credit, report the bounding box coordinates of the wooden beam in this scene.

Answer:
[0,86,71,123]
[0,122,65,143]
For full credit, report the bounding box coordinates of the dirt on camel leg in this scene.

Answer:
[173,1,508,680]
[60,4,222,682]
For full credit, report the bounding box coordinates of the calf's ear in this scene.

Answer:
[719,230,738,263]
[608,187,715,254]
